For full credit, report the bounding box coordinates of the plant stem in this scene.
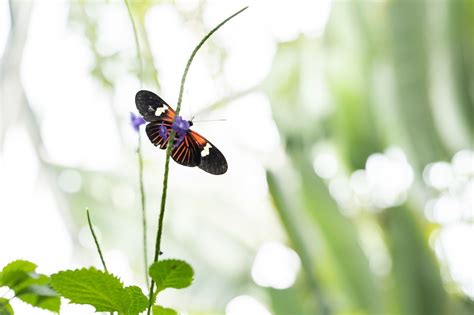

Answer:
[139,21,161,89]
[87,209,114,315]
[124,0,143,88]
[145,7,248,314]
[86,208,108,273]
[125,0,149,287]
[175,6,248,114]
[137,133,149,287]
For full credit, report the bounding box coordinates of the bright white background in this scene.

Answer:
[0,1,472,314]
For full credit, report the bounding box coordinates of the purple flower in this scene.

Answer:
[130,112,145,132]
[159,124,168,140]
[172,116,190,137]
[173,134,184,148]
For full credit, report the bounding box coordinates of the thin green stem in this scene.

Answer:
[124,0,143,87]
[175,6,248,114]
[146,129,174,314]
[86,208,108,273]
[137,133,149,287]
[139,22,161,89]
[86,210,114,315]
[146,7,248,314]
[125,0,149,287]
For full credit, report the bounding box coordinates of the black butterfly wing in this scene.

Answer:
[137,90,177,150]
[147,122,200,167]
[171,133,200,167]
[136,90,226,175]
[189,131,227,175]
[145,121,172,150]
[135,90,175,122]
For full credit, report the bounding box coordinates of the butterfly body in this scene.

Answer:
[135,90,227,175]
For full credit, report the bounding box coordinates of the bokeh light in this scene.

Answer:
[225,295,271,315]
[251,242,301,290]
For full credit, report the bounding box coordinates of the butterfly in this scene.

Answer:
[135,90,228,175]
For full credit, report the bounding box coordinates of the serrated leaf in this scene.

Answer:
[0,261,60,313]
[152,305,178,315]
[0,298,14,315]
[15,274,60,312]
[123,286,148,314]
[149,260,193,292]
[17,293,60,313]
[16,284,60,313]
[51,268,147,315]
[51,268,124,312]
[0,260,36,288]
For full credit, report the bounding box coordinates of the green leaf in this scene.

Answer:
[384,206,448,315]
[15,282,60,313]
[388,0,450,167]
[14,274,59,311]
[0,260,60,313]
[266,171,327,314]
[51,268,147,314]
[149,260,193,292]
[297,156,380,313]
[0,298,14,315]
[123,286,148,314]
[152,305,178,315]
[51,268,122,311]
[265,146,381,314]
[0,260,37,288]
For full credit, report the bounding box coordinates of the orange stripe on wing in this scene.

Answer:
[189,130,208,146]
[175,142,187,162]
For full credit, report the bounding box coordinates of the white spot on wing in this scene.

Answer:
[201,143,212,157]
[155,106,167,116]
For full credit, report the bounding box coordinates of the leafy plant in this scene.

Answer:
[0,5,247,315]
[0,260,60,314]
[51,268,148,314]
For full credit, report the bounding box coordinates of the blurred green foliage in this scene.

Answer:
[264,1,473,315]
[0,260,60,313]
[11,0,470,314]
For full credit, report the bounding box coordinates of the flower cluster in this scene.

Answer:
[130,112,146,132]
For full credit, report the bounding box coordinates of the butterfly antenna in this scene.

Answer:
[193,118,227,123]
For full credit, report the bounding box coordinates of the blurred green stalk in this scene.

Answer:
[267,171,331,315]
[145,7,248,315]
[124,0,149,287]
